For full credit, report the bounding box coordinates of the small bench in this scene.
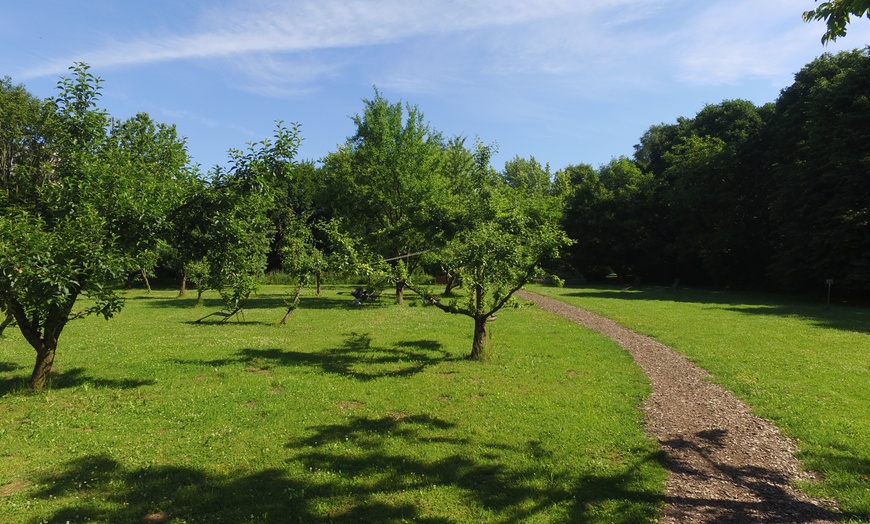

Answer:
[350,286,383,306]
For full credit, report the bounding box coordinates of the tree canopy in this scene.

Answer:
[324,89,450,304]
[561,49,870,294]
[0,64,192,388]
[804,0,870,43]
[4,46,870,388]
[411,148,570,359]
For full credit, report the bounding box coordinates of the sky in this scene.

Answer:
[2,1,869,173]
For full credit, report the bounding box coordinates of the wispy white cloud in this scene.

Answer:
[19,0,862,100]
[18,0,655,81]
[673,0,870,86]
[19,1,577,76]
[226,53,345,96]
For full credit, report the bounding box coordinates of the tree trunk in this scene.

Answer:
[7,294,73,389]
[0,311,14,336]
[315,272,322,296]
[280,284,304,325]
[443,273,460,295]
[30,340,58,389]
[395,280,404,305]
[179,269,187,297]
[470,284,488,360]
[141,268,152,292]
[470,315,488,360]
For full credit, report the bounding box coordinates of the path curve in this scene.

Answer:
[517,290,840,523]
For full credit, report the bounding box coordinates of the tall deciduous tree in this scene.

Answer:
[562,158,658,282]
[623,100,772,287]
[105,112,195,290]
[324,90,449,304]
[0,64,191,388]
[769,50,870,290]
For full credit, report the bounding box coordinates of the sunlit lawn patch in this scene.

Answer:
[0,286,665,523]
[530,283,870,522]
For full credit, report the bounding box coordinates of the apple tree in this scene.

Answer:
[0,64,191,388]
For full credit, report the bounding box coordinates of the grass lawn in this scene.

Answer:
[0,286,665,523]
[529,283,870,523]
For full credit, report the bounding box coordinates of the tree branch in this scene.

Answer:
[4,297,42,349]
[485,263,538,318]
[404,281,472,318]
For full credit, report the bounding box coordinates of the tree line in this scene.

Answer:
[2,47,868,388]
[0,68,568,387]
[561,49,870,294]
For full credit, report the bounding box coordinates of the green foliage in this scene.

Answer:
[418,151,571,359]
[179,121,302,313]
[769,50,870,291]
[804,0,870,43]
[0,76,50,203]
[562,158,658,282]
[279,214,324,285]
[324,89,450,302]
[0,64,191,388]
[569,62,869,293]
[103,112,194,280]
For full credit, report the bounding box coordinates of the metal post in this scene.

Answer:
[826,279,834,308]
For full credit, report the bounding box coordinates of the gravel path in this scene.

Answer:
[517,290,841,523]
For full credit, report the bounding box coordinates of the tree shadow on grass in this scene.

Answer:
[796,450,870,522]
[177,333,459,381]
[184,317,275,327]
[0,367,154,396]
[138,291,351,312]
[0,377,28,396]
[0,361,28,395]
[27,414,664,523]
[27,454,457,523]
[47,367,156,390]
[721,303,870,335]
[285,414,664,522]
[0,361,24,373]
[0,372,155,397]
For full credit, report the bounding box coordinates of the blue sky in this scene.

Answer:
[2,1,868,173]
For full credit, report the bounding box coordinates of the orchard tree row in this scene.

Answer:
[0,67,568,388]
[561,49,870,293]
[2,46,869,388]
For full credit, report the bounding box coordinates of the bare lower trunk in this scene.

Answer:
[470,284,489,360]
[470,315,488,360]
[0,311,14,336]
[395,280,404,305]
[316,272,322,296]
[141,268,152,292]
[30,341,57,389]
[179,269,187,297]
[8,294,73,389]
[280,284,304,325]
[443,273,460,295]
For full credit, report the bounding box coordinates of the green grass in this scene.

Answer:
[529,283,870,522]
[0,286,665,523]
